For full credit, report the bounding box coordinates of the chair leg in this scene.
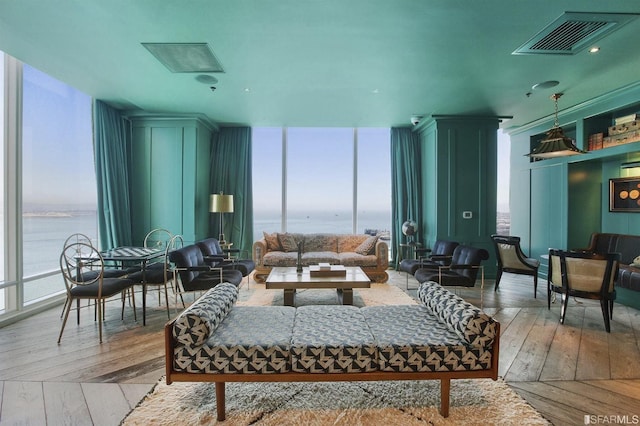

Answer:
[601,299,611,333]
[97,297,103,343]
[533,273,538,299]
[494,269,502,291]
[58,297,74,344]
[559,293,569,324]
[163,283,171,320]
[609,299,614,319]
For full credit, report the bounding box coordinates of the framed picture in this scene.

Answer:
[610,177,640,212]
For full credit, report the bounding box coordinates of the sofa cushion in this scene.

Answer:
[291,305,378,373]
[278,233,299,252]
[302,251,340,265]
[173,306,295,374]
[355,235,378,255]
[263,232,282,251]
[362,305,494,372]
[172,283,238,347]
[338,234,368,252]
[417,281,496,347]
[303,234,338,253]
[263,251,298,266]
[338,252,378,267]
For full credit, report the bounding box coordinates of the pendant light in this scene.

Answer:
[527,93,587,159]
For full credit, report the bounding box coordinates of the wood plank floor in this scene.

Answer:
[1,272,639,425]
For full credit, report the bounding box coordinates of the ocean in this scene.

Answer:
[0,212,98,310]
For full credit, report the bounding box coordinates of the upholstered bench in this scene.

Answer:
[165,281,500,420]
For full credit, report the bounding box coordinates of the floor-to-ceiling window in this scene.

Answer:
[252,127,391,239]
[0,52,5,312]
[1,52,96,318]
[497,129,511,235]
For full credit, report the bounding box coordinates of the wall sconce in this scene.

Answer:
[210,192,234,244]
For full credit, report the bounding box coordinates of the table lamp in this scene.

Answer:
[210,192,234,245]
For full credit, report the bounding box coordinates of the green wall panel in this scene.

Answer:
[129,116,213,246]
[149,127,183,236]
[418,117,499,277]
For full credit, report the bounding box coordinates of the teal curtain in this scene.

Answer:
[390,127,422,264]
[93,100,133,250]
[210,127,254,256]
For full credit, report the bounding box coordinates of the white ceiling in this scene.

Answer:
[0,1,639,130]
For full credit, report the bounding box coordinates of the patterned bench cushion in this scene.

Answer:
[173,306,296,374]
[362,305,494,372]
[291,305,378,373]
[172,283,238,347]
[417,281,496,347]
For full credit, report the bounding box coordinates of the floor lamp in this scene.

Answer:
[210,192,234,245]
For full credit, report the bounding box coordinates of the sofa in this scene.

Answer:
[577,232,640,291]
[252,232,389,283]
[164,281,500,420]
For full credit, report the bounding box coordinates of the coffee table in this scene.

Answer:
[265,266,371,306]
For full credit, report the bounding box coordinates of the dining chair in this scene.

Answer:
[59,233,128,318]
[490,234,540,297]
[58,242,136,343]
[127,234,183,320]
[547,249,620,332]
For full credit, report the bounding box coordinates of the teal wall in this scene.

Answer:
[416,116,499,278]
[129,116,215,245]
[508,81,640,307]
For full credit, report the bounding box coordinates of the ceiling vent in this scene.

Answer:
[513,12,639,55]
[142,43,225,73]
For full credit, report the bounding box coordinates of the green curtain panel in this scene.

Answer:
[390,127,422,264]
[210,127,254,256]
[93,100,133,250]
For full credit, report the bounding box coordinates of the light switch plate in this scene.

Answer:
[462,211,473,219]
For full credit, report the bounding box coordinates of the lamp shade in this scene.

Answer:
[210,193,234,213]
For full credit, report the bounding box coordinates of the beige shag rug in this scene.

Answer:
[123,282,550,425]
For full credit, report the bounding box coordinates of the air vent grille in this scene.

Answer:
[142,43,225,73]
[514,12,639,55]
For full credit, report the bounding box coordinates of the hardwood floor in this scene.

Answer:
[1,272,639,425]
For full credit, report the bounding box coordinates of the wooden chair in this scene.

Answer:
[547,249,620,332]
[58,242,136,343]
[490,234,540,297]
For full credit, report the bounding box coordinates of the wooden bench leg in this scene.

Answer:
[216,382,226,421]
[440,378,450,417]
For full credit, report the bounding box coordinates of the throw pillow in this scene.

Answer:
[355,235,378,255]
[278,232,298,252]
[263,231,282,251]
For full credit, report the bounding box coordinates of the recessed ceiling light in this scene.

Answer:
[589,46,600,53]
[532,80,560,90]
[244,88,251,92]
[372,89,379,94]
[195,74,218,84]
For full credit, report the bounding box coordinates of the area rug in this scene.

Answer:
[123,283,549,425]
[122,377,549,425]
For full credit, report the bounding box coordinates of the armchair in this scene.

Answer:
[414,245,489,287]
[547,249,619,332]
[196,237,255,279]
[490,234,540,297]
[169,244,243,293]
[399,240,459,289]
